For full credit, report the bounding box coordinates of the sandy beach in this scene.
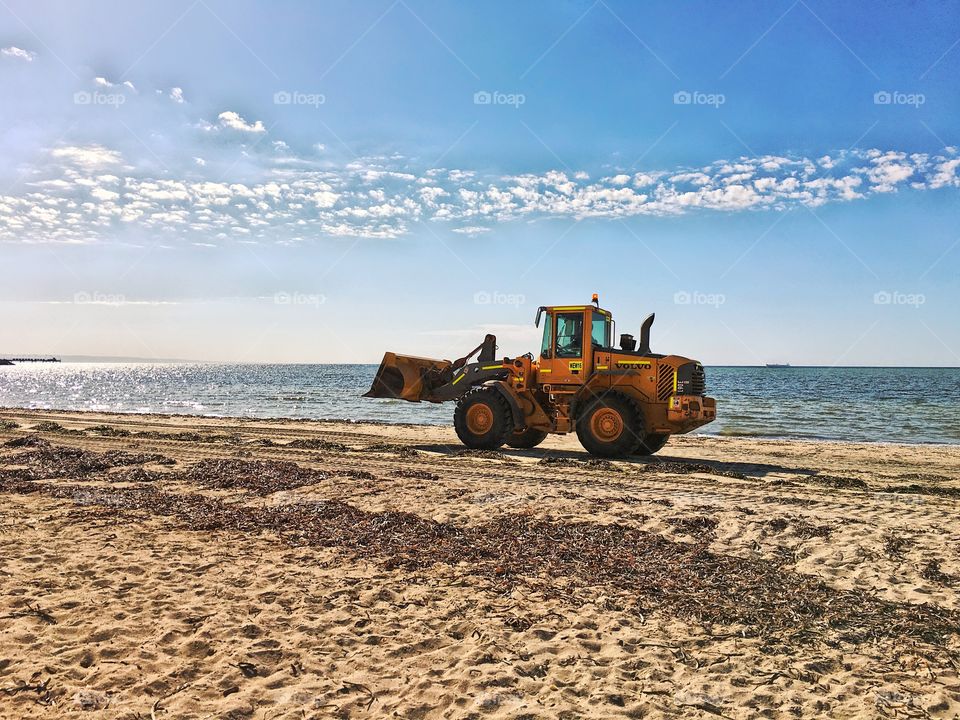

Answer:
[1,408,958,719]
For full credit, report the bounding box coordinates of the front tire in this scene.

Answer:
[635,433,669,455]
[575,395,642,458]
[454,388,515,450]
[506,427,548,449]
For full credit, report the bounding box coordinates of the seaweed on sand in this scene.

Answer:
[1,443,173,479]
[635,461,747,480]
[538,457,618,471]
[284,438,350,452]
[667,515,719,540]
[4,435,50,449]
[390,469,440,481]
[85,424,131,437]
[2,477,957,650]
[364,443,421,458]
[184,458,327,496]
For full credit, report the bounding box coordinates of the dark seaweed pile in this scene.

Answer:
[1,442,173,479]
[184,458,327,496]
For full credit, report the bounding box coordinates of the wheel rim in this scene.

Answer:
[466,403,494,435]
[590,407,624,442]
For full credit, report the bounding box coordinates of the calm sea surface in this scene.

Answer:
[1,364,958,444]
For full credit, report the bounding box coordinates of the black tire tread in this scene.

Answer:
[574,392,644,458]
[506,427,549,449]
[454,387,515,450]
[635,432,669,455]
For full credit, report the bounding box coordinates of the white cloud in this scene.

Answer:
[1,46,36,62]
[169,87,185,104]
[90,187,119,202]
[311,190,339,208]
[860,151,915,192]
[217,111,266,133]
[451,226,491,236]
[2,145,955,246]
[928,157,960,189]
[50,145,124,170]
[94,76,136,92]
[671,171,711,185]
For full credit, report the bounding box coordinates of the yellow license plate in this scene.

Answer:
[569,361,583,371]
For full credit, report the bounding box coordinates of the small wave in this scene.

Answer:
[715,428,776,438]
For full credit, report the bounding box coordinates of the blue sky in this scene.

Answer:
[0,0,958,364]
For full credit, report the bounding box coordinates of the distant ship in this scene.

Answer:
[0,357,60,365]
[765,363,791,368]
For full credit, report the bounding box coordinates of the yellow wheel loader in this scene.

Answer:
[364,295,716,457]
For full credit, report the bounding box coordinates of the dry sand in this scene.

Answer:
[0,408,958,719]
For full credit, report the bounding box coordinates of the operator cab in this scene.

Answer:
[534,296,661,385]
[535,298,613,384]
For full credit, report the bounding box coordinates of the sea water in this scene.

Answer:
[0,363,957,444]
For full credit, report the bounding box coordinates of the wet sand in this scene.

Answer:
[0,408,958,719]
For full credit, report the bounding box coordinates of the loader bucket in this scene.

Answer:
[364,352,453,403]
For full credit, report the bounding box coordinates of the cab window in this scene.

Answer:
[591,312,610,348]
[554,313,583,358]
[539,316,552,358]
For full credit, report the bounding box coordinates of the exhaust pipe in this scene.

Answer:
[637,313,655,354]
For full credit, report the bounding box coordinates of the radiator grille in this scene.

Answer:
[690,365,706,395]
[657,365,675,401]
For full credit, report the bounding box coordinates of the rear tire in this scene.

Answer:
[575,395,642,458]
[506,427,548,449]
[454,387,515,450]
[635,433,669,455]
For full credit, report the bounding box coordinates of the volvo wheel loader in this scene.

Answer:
[364,296,716,457]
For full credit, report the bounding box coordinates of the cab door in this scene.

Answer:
[538,309,589,385]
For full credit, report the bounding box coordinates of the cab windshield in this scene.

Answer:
[554,313,583,358]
